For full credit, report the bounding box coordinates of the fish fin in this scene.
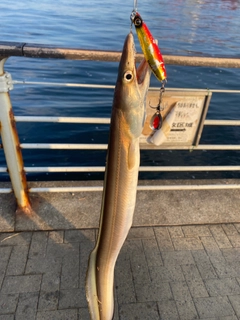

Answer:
[128,141,139,170]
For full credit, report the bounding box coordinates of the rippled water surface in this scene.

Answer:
[1,0,240,180]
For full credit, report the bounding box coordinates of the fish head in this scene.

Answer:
[113,32,151,137]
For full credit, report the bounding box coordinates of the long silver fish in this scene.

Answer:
[85,32,151,320]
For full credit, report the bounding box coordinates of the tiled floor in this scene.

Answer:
[1,224,240,319]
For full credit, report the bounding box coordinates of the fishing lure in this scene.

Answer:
[130,11,167,83]
[149,84,165,131]
[149,103,163,131]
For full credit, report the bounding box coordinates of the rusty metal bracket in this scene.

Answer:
[0,57,32,214]
[0,72,13,92]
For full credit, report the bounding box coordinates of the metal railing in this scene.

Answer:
[1,41,240,213]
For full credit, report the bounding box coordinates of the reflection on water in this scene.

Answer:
[156,0,240,55]
[221,0,239,10]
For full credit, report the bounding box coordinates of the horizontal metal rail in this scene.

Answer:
[11,81,240,94]
[8,115,240,152]
[1,165,240,173]
[15,116,111,124]
[204,120,240,126]
[27,184,240,192]
[1,41,240,68]
[2,166,240,173]
[1,184,240,193]
[23,166,240,172]
[13,116,240,126]
[0,188,12,193]
[16,143,240,150]
[12,80,116,89]
[20,143,107,149]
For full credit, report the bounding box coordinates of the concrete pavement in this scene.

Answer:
[1,224,240,319]
[1,179,240,319]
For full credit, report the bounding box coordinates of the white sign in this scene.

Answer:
[140,90,211,148]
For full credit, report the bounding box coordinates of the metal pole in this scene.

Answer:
[0,57,32,214]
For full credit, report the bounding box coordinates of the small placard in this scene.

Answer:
[140,89,211,148]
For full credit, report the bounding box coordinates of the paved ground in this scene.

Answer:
[1,180,240,232]
[1,224,240,319]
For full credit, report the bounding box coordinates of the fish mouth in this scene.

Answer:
[137,56,150,86]
[118,32,151,88]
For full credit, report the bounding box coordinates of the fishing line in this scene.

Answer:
[133,0,137,12]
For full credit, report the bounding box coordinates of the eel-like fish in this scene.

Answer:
[86,32,151,320]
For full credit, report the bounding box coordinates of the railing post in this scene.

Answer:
[0,56,32,214]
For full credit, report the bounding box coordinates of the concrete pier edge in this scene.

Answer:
[1,179,240,232]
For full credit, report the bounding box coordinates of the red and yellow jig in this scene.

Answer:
[130,11,167,83]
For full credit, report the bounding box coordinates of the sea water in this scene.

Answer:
[1,0,240,180]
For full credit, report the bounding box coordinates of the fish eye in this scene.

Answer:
[124,71,133,82]
[134,17,142,27]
